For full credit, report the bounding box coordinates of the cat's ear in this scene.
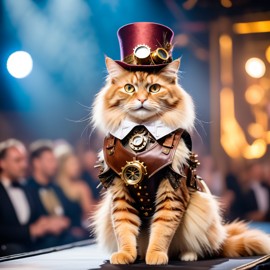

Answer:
[159,58,181,77]
[105,56,125,78]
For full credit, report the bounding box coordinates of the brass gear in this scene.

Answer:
[120,160,147,185]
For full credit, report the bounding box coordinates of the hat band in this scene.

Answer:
[123,44,172,66]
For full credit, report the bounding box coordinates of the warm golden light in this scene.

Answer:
[220,87,268,159]
[233,21,270,34]
[245,84,264,105]
[266,46,270,63]
[245,58,266,78]
[219,35,232,85]
[266,131,270,143]
[248,123,264,138]
[220,0,232,8]
[243,139,267,159]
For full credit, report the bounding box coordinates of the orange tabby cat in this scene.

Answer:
[91,57,270,265]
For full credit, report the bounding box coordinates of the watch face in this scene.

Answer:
[133,135,143,146]
[134,45,151,59]
[120,160,147,186]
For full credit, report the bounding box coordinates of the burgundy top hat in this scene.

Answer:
[115,22,174,71]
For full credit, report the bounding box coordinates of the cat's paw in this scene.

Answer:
[180,251,198,261]
[110,251,136,264]
[146,251,168,265]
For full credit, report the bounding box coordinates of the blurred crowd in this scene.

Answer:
[197,155,270,223]
[0,138,100,257]
[1,137,270,257]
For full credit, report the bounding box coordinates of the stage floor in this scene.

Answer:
[0,241,269,270]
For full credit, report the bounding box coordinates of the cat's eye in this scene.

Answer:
[124,84,135,93]
[149,84,161,93]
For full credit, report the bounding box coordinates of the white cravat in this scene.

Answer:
[2,178,31,225]
[110,119,178,140]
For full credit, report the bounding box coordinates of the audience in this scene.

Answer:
[80,150,101,202]
[240,163,270,222]
[0,139,69,256]
[27,140,89,244]
[55,147,94,227]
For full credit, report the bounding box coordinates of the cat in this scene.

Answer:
[91,56,270,265]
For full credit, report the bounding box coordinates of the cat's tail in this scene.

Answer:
[221,221,270,257]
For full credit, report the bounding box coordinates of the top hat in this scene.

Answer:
[115,22,174,71]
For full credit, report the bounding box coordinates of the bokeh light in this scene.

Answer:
[6,51,33,79]
[245,57,266,78]
[245,84,264,105]
[266,45,270,63]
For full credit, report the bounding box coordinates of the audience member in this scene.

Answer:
[241,162,270,221]
[27,140,88,242]
[0,139,70,256]
[80,150,101,202]
[55,148,94,227]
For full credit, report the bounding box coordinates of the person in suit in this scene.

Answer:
[27,140,88,240]
[0,139,70,256]
[241,162,270,221]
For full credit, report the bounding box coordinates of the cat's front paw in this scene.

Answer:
[110,251,136,264]
[146,251,168,265]
[180,251,198,261]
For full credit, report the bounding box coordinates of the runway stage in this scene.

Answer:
[0,240,270,270]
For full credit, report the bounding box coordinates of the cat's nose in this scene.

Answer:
[138,98,147,104]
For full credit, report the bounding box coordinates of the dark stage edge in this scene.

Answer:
[0,241,269,270]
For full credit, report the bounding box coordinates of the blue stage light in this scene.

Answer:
[7,51,33,79]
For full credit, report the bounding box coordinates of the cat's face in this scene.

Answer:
[92,57,195,134]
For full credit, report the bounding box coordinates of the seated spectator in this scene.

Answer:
[241,162,270,222]
[55,147,94,227]
[80,149,101,202]
[0,139,70,256]
[27,140,88,242]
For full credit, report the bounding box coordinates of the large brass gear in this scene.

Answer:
[120,160,147,185]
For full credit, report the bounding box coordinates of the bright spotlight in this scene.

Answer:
[245,57,266,78]
[7,51,33,79]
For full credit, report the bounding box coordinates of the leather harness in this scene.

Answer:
[98,128,204,218]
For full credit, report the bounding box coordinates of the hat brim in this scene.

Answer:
[115,60,167,72]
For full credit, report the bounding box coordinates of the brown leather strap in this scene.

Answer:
[103,129,184,178]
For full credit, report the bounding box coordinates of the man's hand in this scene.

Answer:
[30,216,70,238]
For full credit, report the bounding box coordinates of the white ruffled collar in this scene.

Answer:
[110,119,179,140]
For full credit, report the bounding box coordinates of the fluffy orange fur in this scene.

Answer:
[91,57,270,265]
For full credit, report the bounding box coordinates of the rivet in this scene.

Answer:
[139,186,142,190]
[144,212,149,216]
[145,192,149,196]
[137,192,140,196]
[141,206,144,210]
[147,199,150,202]
[149,208,152,211]
[144,186,147,189]
[140,198,144,202]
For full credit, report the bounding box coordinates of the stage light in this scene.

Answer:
[233,21,270,34]
[248,123,264,138]
[245,84,264,105]
[266,46,270,63]
[245,57,265,78]
[7,51,33,79]
[221,0,232,8]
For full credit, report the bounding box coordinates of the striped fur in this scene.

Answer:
[91,58,270,264]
